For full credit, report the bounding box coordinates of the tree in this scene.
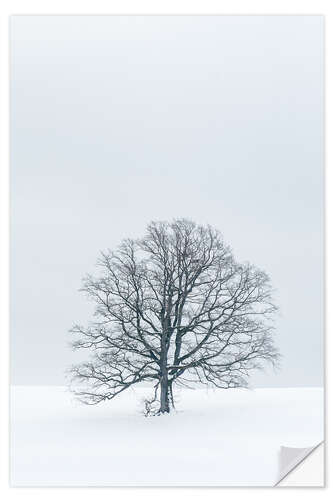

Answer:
[69,218,279,415]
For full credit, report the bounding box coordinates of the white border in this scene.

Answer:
[0,1,330,499]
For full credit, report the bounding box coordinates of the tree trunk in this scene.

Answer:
[159,372,170,414]
[168,380,175,409]
[159,335,170,414]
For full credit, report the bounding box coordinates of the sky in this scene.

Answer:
[10,15,323,387]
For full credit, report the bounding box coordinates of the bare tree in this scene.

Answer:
[69,219,279,415]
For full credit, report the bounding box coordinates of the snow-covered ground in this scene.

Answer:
[10,385,323,486]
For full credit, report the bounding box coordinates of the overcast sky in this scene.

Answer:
[11,15,323,387]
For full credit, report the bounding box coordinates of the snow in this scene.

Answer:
[10,385,323,486]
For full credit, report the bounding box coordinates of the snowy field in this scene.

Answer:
[10,386,323,487]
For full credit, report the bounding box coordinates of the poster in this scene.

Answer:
[10,15,324,486]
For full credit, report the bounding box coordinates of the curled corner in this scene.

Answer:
[275,442,324,486]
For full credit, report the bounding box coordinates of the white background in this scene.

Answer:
[0,0,331,499]
[10,14,323,389]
